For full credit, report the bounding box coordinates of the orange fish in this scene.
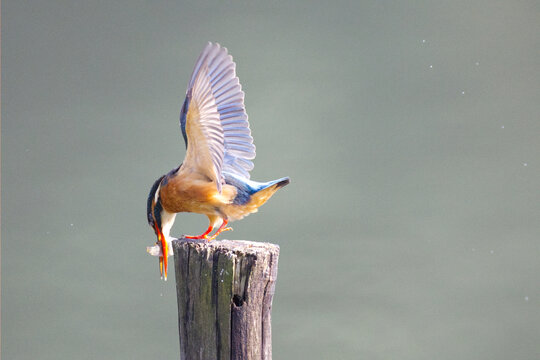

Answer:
[147,43,289,280]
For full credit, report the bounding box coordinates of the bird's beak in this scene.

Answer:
[155,225,168,281]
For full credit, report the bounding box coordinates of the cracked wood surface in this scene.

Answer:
[173,239,280,360]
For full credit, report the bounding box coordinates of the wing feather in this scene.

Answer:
[179,42,256,192]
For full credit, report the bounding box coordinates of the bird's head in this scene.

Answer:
[147,174,168,279]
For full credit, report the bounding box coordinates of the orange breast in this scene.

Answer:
[159,170,237,216]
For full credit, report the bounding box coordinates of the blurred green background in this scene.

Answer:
[2,1,539,359]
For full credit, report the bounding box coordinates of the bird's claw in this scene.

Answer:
[184,234,209,240]
[206,227,233,241]
[183,226,233,242]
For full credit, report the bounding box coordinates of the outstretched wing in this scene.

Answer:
[179,42,256,192]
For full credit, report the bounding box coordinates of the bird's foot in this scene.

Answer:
[207,227,233,241]
[184,225,214,240]
[182,220,232,242]
[184,234,210,240]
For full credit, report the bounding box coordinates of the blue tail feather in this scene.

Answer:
[224,172,289,205]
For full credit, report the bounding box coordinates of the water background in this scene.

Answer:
[2,1,539,359]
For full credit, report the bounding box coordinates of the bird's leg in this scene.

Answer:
[207,219,233,241]
[184,224,214,240]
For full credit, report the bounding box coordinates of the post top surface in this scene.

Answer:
[172,238,280,256]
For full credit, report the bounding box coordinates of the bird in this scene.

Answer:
[147,42,290,280]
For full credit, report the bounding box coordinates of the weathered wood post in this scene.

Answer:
[172,238,279,360]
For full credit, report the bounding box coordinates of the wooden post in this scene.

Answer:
[172,238,279,360]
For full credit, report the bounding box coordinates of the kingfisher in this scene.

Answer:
[147,42,290,280]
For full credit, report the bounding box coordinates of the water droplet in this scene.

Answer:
[70,223,74,227]
[422,39,426,43]
[524,296,529,302]
[461,91,465,95]
[523,163,528,167]
[501,125,505,129]
[490,250,494,254]
[429,65,433,69]
[160,293,163,297]
[475,62,480,66]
